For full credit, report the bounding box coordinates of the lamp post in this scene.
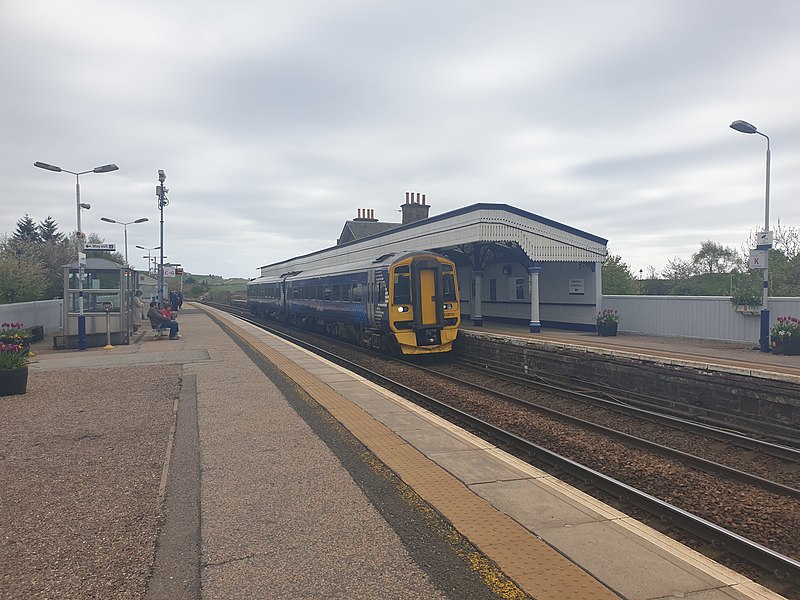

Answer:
[34,161,119,351]
[100,217,148,266]
[136,245,161,274]
[730,119,771,352]
[156,170,168,303]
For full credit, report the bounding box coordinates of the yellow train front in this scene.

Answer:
[384,252,460,355]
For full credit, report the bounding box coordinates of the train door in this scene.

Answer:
[366,269,376,327]
[411,258,444,328]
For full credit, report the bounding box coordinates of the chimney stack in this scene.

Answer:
[354,208,378,222]
[401,191,431,224]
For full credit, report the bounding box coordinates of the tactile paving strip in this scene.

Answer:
[216,311,621,600]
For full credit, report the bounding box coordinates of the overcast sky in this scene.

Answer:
[2,1,799,279]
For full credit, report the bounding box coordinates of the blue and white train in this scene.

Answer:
[247,250,460,355]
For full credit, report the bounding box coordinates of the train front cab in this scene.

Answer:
[389,254,460,355]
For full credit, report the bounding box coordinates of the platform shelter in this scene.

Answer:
[259,196,608,332]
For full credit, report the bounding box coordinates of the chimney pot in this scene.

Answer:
[422,194,426,205]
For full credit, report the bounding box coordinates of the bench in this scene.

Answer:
[149,320,170,340]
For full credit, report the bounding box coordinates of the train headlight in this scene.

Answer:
[443,303,453,310]
[397,306,409,313]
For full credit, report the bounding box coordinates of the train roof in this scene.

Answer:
[248,250,449,285]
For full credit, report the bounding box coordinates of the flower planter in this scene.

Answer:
[735,305,761,316]
[772,338,800,356]
[0,367,28,396]
[597,321,618,337]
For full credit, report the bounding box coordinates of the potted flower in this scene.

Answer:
[730,293,762,316]
[597,309,619,337]
[770,316,800,356]
[0,340,31,396]
[0,322,33,350]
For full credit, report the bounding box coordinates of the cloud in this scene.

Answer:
[1,0,798,279]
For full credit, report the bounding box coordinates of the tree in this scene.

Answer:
[691,240,738,274]
[0,252,46,303]
[661,256,696,281]
[38,216,64,243]
[602,254,637,294]
[12,215,40,244]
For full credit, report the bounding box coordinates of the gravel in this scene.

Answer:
[0,364,178,599]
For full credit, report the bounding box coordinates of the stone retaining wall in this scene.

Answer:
[454,331,800,435]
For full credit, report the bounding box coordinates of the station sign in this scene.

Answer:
[749,249,767,269]
[84,243,116,251]
[568,278,584,295]
[163,267,176,277]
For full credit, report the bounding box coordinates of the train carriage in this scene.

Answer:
[247,250,459,355]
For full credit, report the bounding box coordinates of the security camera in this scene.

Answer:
[80,203,91,209]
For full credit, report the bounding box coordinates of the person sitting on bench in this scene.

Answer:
[147,300,180,340]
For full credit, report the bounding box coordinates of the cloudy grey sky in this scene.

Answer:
[2,0,799,279]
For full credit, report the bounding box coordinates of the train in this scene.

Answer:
[247,250,460,355]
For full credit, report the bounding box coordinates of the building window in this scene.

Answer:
[489,279,497,302]
[515,278,525,300]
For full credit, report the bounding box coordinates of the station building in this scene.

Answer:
[259,193,608,332]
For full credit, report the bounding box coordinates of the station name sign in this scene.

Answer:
[84,243,116,251]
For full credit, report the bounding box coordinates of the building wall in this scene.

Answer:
[459,261,600,329]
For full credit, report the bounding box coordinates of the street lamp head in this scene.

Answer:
[100,217,116,224]
[34,161,62,172]
[133,217,149,224]
[93,164,119,174]
[79,203,91,210]
[730,120,758,135]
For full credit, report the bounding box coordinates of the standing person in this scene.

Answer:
[133,290,144,329]
[176,289,183,310]
[170,290,180,313]
[147,300,180,340]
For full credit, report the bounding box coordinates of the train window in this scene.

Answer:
[352,283,363,303]
[443,272,457,302]
[393,274,411,304]
[292,286,300,300]
[324,286,332,302]
[394,265,409,273]
[332,285,341,302]
[341,284,351,302]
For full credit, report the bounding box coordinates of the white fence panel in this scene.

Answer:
[604,296,800,343]
[0,300,63,337]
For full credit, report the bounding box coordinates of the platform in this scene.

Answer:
[2,304,788,599]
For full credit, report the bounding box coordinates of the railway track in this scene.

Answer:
[419,360,800,499]
[204,302,800,593]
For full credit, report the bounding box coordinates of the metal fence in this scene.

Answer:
[0,300,63,338]
[603,295,800,343]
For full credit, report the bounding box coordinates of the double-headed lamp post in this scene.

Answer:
[136,245,161,274]
[34,161,119,351]
[100,217,148,266]
[730,119,771,352]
